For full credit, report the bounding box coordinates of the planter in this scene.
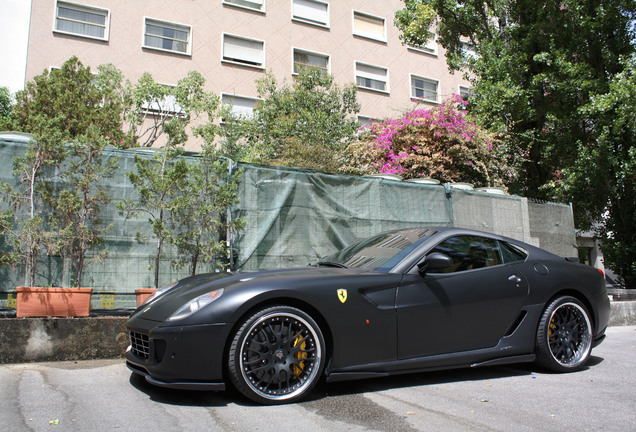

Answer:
[136,288,157,307]
[16,287,93,318]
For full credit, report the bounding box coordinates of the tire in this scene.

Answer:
[535,296,593,372]
[228,305,325,404]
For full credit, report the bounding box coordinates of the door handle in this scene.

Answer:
[508,275,522,284]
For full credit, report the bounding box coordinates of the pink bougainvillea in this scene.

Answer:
[344,95,520,187]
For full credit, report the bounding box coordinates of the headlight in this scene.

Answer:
[167,289,224,321]
[141,282,177,306]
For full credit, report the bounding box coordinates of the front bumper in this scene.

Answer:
[125,318,232,391]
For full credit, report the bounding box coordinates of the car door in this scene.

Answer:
[396,235,529,360]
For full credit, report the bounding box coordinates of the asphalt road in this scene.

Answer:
[1,326,634,432]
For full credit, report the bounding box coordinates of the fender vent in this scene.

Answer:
[504,311,527,337]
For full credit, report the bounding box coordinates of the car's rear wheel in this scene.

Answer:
[536,296,593,372]
[228,305,325,404]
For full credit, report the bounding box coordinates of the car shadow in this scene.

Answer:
[129,372,233,407]
[128,355,605,407]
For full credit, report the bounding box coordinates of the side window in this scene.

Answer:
[429,236,501,273]
[499,241,528,263]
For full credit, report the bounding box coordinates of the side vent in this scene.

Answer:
[504,311,527,337]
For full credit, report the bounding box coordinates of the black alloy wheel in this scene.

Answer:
[228,305,325,404]
[536,296,593,372]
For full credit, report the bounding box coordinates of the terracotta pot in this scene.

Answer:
[16,287,93,318]
[135,288,157,307]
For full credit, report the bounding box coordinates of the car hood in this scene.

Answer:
[131,267,374,323]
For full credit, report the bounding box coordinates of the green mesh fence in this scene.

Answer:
[233,166,451,270]
[0,133,578,309]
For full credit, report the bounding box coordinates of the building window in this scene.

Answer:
[353,11,386,42]
[462,41,479,60]
[411,75,439,103]
[54,1,110,41]
[142,94,183,116]
[408,31,437,56]
[144,18,191,55]
[293,49,329,74]
[222,34,265,68]
[223,0,265,13]
[141,85,184,117]
[459,86,471,101]
[358,115,381,128]
[221,94,260,119]
[292,0,329,27]
[355,62,388,93]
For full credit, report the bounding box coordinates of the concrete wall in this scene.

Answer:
[0,317,128,364]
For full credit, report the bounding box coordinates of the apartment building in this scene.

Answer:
[25,0,470,150]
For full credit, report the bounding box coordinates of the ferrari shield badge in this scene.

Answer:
[337,288,348,304]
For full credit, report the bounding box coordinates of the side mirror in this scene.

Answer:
[417,252,454,276]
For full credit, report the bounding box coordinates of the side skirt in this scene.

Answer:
[325,354,537,383]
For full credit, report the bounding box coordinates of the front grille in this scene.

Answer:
[129,331,150,359]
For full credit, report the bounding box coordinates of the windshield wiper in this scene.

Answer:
[317,261,348,268]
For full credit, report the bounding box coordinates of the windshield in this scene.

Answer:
[321,228,437,271]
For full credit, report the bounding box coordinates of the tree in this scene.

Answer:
[235,67,360,172]
[51,127,117,287]
[344,95,520,186]
[12,56,125,144]
[558,56,636,288]
[395,0,635,197]
[395,0,636,286]
[117,143,188,289]
[118,71,220,287]
[123,71,218,148]
[171,144,244,275]
[0,57,128,287]
[0,86,10,116]
[0,86,12,129]
[0,131,65,286]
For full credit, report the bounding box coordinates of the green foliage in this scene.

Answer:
[171,144,245,275]
[0,86,10,117]
[344,96,520,187]
[118,71,226,286]
[51,127,117,287]
[0,57,127,287]
[230,67,360,172]
[12,56,125,143]
[395,0,636,286]
[123,71,219,148]
[117,144,189,288]
[395,0,636,196]
[557,56,636,288]
[0,133,65,286]
[0,86,13,130]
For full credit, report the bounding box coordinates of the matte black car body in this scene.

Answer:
[126,227,610,403]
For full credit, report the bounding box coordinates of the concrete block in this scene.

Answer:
[0,317,128,364]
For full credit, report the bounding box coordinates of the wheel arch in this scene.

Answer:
[222,296,334,379]
[540,289,596,331]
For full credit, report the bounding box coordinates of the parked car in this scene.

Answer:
[126,227,610,404]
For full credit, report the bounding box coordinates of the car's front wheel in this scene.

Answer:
[535,296,593,372]
[228,305,325,404]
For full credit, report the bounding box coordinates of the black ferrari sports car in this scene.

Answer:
[126,227,610,404]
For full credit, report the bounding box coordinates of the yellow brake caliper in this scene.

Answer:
[549,318,556,338]
[292,335,307,377]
